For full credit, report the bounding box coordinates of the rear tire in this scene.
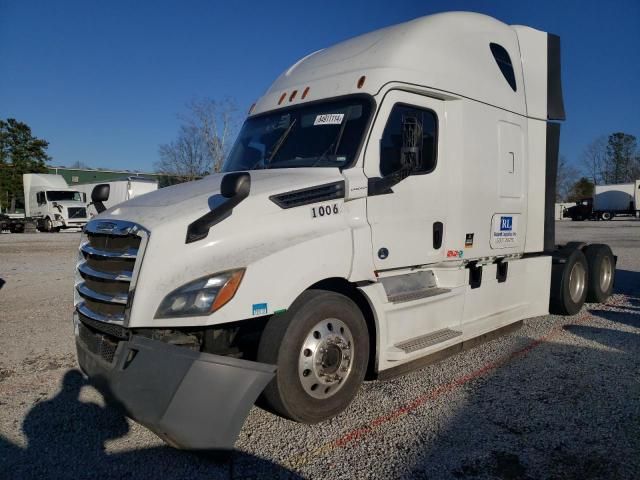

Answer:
[584,244,615,303]
[257,290,369,423]
[550,248,589,315]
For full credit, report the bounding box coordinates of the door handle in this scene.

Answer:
[433,222,443,249]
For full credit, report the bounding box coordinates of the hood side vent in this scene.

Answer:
[270,181,345,209]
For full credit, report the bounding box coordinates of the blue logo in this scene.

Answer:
[252,303,268,315]
[500,216,513,231]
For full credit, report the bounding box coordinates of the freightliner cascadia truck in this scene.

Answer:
[74,12,616,450]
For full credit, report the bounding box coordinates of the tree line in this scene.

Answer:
[0,119,50,211]
[557,132,639,202]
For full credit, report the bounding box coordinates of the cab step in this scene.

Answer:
[395,328,462,353]
[387,287,451,304]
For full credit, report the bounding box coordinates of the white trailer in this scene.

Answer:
[23,174,88,231]
[73,12,616,451]
[593,180,640,219]
[74,176,158,217]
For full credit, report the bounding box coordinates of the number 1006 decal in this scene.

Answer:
[311,203,340,218]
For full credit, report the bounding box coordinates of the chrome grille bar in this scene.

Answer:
[80,242,138,259]
[76,282,128,305]
[77,261,132,281]
[77,302,125,323]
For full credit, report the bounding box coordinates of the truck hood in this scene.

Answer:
[99,168,345,231]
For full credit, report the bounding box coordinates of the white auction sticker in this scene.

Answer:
[314,113,344,125]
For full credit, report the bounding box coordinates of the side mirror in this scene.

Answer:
[91,184,110,213]
[186,172,251,243]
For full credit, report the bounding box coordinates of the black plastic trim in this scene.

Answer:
[545,123,561,252]
[468,261,483,289]
[270,181,345,209]
[547,34,566,121]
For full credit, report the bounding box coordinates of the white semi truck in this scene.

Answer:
[23,173,89,231]
[74,176,158,217]
[74,12,616,450]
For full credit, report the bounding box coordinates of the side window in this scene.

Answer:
[380,104,437,177]
[36,192,45,205]
[490,43,517,92]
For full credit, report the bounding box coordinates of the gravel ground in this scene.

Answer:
[1,221,639,479]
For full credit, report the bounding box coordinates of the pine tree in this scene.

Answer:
[0,119,50,211]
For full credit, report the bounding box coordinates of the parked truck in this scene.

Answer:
[564,180,640,220]
[74,176,158,217]
[23,174,89,231]
[74,12,616,451]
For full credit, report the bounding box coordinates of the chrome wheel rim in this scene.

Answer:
[600,255,613,293]
[298,318,354,399]
[569,262,586,303]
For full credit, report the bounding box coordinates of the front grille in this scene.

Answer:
[270,181,345,209]
[78,321,119,363]
[75,220,147,326]
[68,207,87,219]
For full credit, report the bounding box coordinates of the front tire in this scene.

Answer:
[257,290,369,423]
[601,211,612,221]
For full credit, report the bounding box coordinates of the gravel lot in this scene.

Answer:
[1,220,639,479]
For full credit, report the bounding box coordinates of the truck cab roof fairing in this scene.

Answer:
[252,12,530,117]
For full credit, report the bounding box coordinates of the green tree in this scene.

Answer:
[603,132,637,183]
[567,177,594,202]
[0,119,51,211]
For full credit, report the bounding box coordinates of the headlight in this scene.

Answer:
[155,269,245,318]
[55,214,63,221]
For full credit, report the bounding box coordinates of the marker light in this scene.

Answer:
[357,75,366,89]
[278,93,287,105]
[289,90,297,102]
[302,87,310,99]
[155,269,245,318]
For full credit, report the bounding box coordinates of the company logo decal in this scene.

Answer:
[447,250,464,258]
[500,216,513,231]
[252,303,268,315]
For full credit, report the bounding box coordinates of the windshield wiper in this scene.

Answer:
[267,118,297,164]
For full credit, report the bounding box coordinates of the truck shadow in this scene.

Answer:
[613,269,640,296]
[0,370,301,480]
[400,320,640,479]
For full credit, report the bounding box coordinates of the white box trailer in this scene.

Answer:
[73,12,616,451]
[74,176,158,217]
[23,174,88,231]
[593,181,640,219]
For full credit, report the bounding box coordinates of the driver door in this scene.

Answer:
[365,90,447,270]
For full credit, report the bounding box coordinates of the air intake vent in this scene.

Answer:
[270,181,345,209]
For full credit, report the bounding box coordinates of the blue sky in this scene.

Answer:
[1,0,638,173]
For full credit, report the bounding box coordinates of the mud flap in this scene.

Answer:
[76,334,276,451]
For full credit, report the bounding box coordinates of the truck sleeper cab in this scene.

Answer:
[74,12,616,450]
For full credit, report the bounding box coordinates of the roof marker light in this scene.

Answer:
[289,90,298,102]
[357,75,366,89]
[301,87,310,99]
[248,103,256,114]
[278,93,287,105]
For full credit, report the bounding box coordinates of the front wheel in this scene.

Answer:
[257,290,369,423]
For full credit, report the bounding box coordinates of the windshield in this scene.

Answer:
[46,191,83,202]
[223,96,373,172]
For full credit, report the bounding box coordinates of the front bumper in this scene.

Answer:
[75,319,276,450]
